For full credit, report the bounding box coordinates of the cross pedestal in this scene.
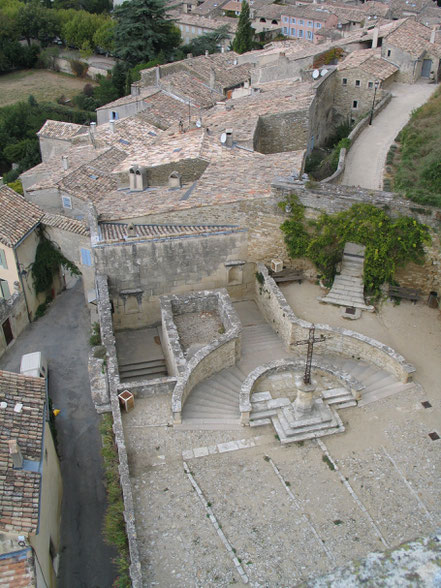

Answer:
[293,374,317,415]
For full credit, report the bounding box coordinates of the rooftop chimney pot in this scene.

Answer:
[8,440,23,469]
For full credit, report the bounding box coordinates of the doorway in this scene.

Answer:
[2,318,13,346]
[421,59,432,78]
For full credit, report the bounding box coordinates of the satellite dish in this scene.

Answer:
[220,132,227,144]
[321,69,328,76]
[312,69,320,79]
[196,119,202,128]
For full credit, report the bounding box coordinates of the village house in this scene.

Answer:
[0,369,62,587]
[173,12,238,48]
[335,49,398,122]
[280,5,338,43]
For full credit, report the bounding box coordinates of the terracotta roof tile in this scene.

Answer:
[0,186,43,248]
[0,549,35,587]
[0,371,46,534]
[41,213,90,236]
[37,120,88,140]
[99,221,242,242]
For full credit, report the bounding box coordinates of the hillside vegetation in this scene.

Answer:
[391,86,441,207]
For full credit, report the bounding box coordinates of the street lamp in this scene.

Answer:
[369,79,380,126]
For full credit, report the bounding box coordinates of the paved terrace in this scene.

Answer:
[122,290,441,586]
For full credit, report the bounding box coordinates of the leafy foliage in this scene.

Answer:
[313,47,344,68]
[100,414,130,588]
[31,232,81,294]
[280,197,431,297]
[392,86,441,207]
[182,25,231,57]
[232,0,253,54]
[114,0,181,65]
[17,1,59,47]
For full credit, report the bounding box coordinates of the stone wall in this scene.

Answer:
[94,230,250,328]
[97,101,148,125]
[0,293,29,359]
[254,109,311,154]
[250,55,314,85]
[95,274,143,588]
[309,70,339,150]
[381,44,418,83]
[255,264,416,382]
[38,137,72,163]
[333,70,391,124]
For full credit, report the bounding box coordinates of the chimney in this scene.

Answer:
[61,155,69,171]
[209,67,216,89]
[90,122,96,134]
[225,128,233,147]
[205,50,209,56]
[372,27,379,49]
[221,46,225,53]
[430,26,437,44]
[109,120,116,133]
[187,53,193,59]
[129,165,148,191]
[127,223,136,238]
[131,84,140,96]
[8,440,23,469]
[168,171,182,188]
[155,65,161,86]
[183,1,188,11]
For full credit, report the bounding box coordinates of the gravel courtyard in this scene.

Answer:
[122,289,441,586]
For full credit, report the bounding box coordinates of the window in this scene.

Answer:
[299,19,304,25]
[111,111,118,121]
[342,78,347,86]
[62,195,72,209]
[387,49,391,57]
[0,279,11,300]
[316,22,321,28]
[291,17,296,23]
[80,248,92,266]
[298,29,303,37]
[307,20,313,27]
[283,27,288,34]
[191,27,195,33]
[0,249,7,270]
[185,25,189,32]
[352,100,358,109]
[283,16,288,22]
[307,31,313,39]
[291,28,296,35]
[355,79,361,87]
[197,28,201,34]
[368,81,373,88]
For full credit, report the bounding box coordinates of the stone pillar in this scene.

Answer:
[293,374,317,415]
[173,411,182,425]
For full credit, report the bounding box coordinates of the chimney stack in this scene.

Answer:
[90,121,96,133]
[372,27,379,49]
[127,223,136,238]
[209,67,216,89]
[430,26,438,44]
[155,65,161,86]
[225,128,233,147]
[61,155,69,171]
[109,120,116,133]
[8,440,23,469]
[205,50,209,56]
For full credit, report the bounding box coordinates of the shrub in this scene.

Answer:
[89,322,102,346]
[69,58,89,78]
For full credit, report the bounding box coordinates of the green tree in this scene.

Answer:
[17,1,59,47]
[93,75,119,106]
[232,0,253,54]
[111,61,128,97]
[113,0,181,65]
[93,18,115,53]
[183,25,231,56]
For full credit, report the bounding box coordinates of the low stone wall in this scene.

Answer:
[95,274,143,587]
[255,264,415,383]
[171,335,240,423]
[239,357,365,424]
[322,92,392,184]
[169,289,242,422]
[116,376,177,398]
[160,297,187,377]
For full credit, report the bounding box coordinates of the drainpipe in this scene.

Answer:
[14,248,31,324]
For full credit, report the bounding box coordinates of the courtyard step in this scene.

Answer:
[119,358,167,382]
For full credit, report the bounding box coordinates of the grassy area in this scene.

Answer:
[0,69,96,108]
[388,86,441,207]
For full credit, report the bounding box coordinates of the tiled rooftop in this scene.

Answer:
[140,91,202,130]
[37,120,88,140]
[338,49,399,79]
[96,148,305,220]
[385,18,441,58]
[96,87,158,111]
[0,549,35,587]
[99,221,242,243]
[0,186,43,248]
[192,0,229,16]
[0,371,46,534]
[159,71,223,107]
[42,213,90,236]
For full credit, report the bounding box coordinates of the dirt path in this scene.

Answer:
[341,81,438,189]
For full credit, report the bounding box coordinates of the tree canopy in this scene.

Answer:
[182,25,231,57]
[232,0,253,54]
[114,0,181,65]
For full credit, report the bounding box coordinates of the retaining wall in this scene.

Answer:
[255,264,415,383]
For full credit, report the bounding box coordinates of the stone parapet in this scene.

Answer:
[239,357,364,424]
[116,376,177,398]
[255,264,415,383]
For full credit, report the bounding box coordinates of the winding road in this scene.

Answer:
[341,81,438,189]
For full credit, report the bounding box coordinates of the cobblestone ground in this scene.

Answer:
[123,380,441,587]
[174,311,223,354]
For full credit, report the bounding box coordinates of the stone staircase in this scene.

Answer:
[180,323,288,429]
[319,243,374,311]
[119,358,167,382]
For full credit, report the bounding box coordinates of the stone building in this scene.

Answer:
[0,369,62,587]
[335,49,398,123]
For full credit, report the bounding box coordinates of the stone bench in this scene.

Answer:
[388,286,420,303]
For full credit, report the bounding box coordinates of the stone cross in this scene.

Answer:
[294,326,326,385]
